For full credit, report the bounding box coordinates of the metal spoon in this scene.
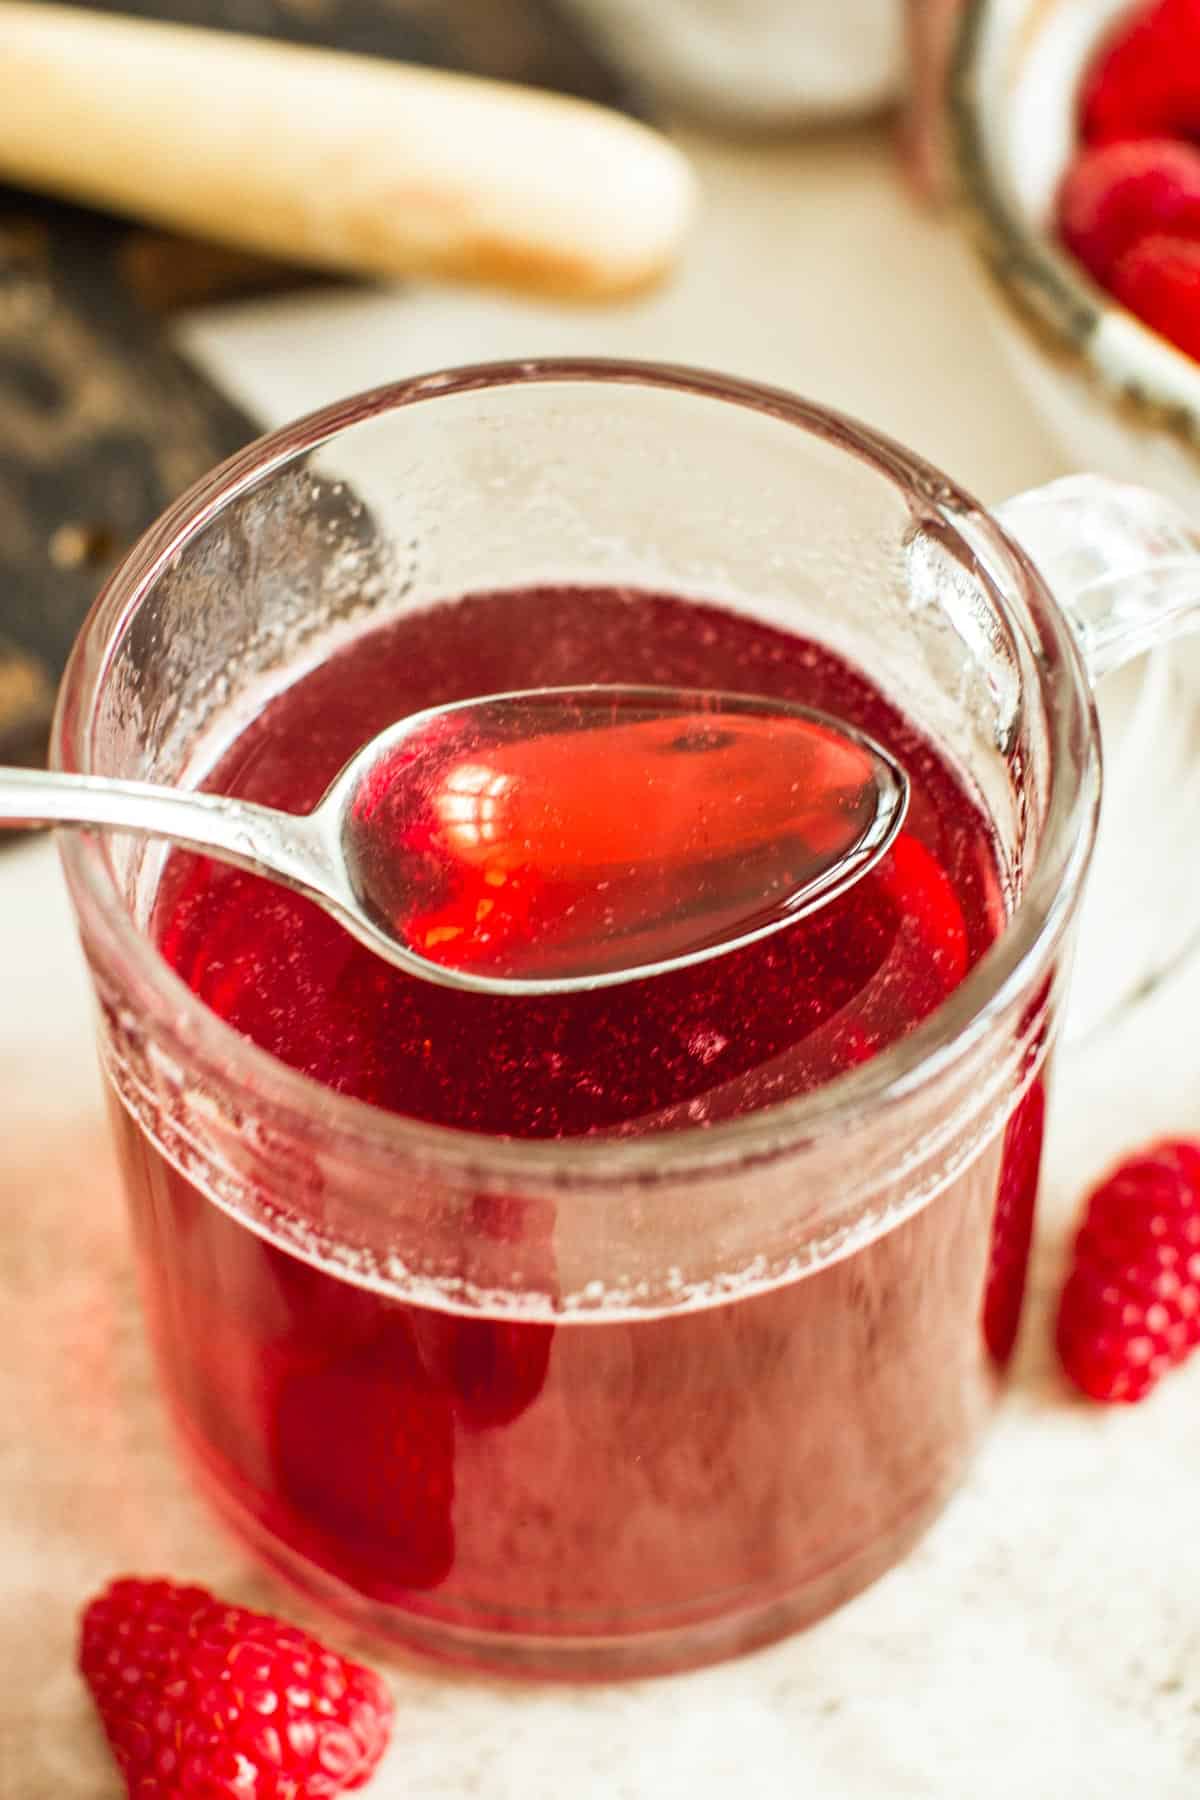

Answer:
[1,685,908,995]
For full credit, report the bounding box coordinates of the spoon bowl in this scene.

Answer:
[2,684,909,995]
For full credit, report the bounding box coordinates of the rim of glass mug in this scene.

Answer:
[52,359,1099,1190]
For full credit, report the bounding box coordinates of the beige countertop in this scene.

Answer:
[5,123,1200,1798]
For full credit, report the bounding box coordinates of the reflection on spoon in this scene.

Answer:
[345,686,909,988]
[0,685,908,995]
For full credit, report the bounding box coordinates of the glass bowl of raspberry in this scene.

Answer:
[949,0,1200,1038]
[50,359,1200,1679]
[949,0,1200,498]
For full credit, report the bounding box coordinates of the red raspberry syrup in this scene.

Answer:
[113,586,1037,1674]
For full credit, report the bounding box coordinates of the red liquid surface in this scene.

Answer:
[117,587,1039,1670]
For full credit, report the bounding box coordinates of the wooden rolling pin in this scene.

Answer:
[0,2,696,299]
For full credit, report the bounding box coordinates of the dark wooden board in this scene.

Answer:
[0,0,634,769]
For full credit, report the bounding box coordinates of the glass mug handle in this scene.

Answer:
[996,475,1200,680]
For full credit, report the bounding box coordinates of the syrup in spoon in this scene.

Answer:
[1,685,908,994]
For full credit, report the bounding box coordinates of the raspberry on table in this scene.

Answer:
[80,1576,394,1798]
[1056,1139,1200,1403]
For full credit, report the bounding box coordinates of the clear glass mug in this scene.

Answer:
[51,361,1199,1679]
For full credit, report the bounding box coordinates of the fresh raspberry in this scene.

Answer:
[1057,139,1200,282]
[1110,232,1200,359]
[1080,0,1200,145]
[79,1576,393,1798]
[982,1079,1047,1365]
[1056,1139,1200,1402]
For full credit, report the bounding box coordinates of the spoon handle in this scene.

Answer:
[0,765,332,896]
